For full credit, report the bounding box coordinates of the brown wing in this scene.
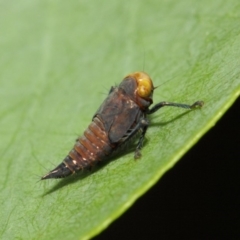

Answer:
[94,88,140,143]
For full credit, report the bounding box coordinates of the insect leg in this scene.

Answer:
[147,101,204,114]
[118,118,149,159]
[134,118,149,159]
[108,86,116,94]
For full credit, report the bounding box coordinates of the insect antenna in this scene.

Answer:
[142,50,146,72]
[141,46,146,72]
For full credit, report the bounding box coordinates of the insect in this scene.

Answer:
[41,72,203,180]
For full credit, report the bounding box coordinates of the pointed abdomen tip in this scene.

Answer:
[41,162,73,180]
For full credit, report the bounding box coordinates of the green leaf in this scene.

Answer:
[0,0,239,239]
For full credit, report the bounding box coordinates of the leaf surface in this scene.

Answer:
[0,1,239,239]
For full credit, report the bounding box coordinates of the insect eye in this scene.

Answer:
[137,78,152,98]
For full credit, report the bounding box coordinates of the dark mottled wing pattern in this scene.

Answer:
[94,87,141,143]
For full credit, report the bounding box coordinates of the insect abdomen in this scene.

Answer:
[41,117,112,179]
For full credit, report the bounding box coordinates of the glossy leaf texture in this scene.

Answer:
[0,0,239,239]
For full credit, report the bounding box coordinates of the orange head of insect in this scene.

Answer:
[121,72,154,110]
[134,72,154,98]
